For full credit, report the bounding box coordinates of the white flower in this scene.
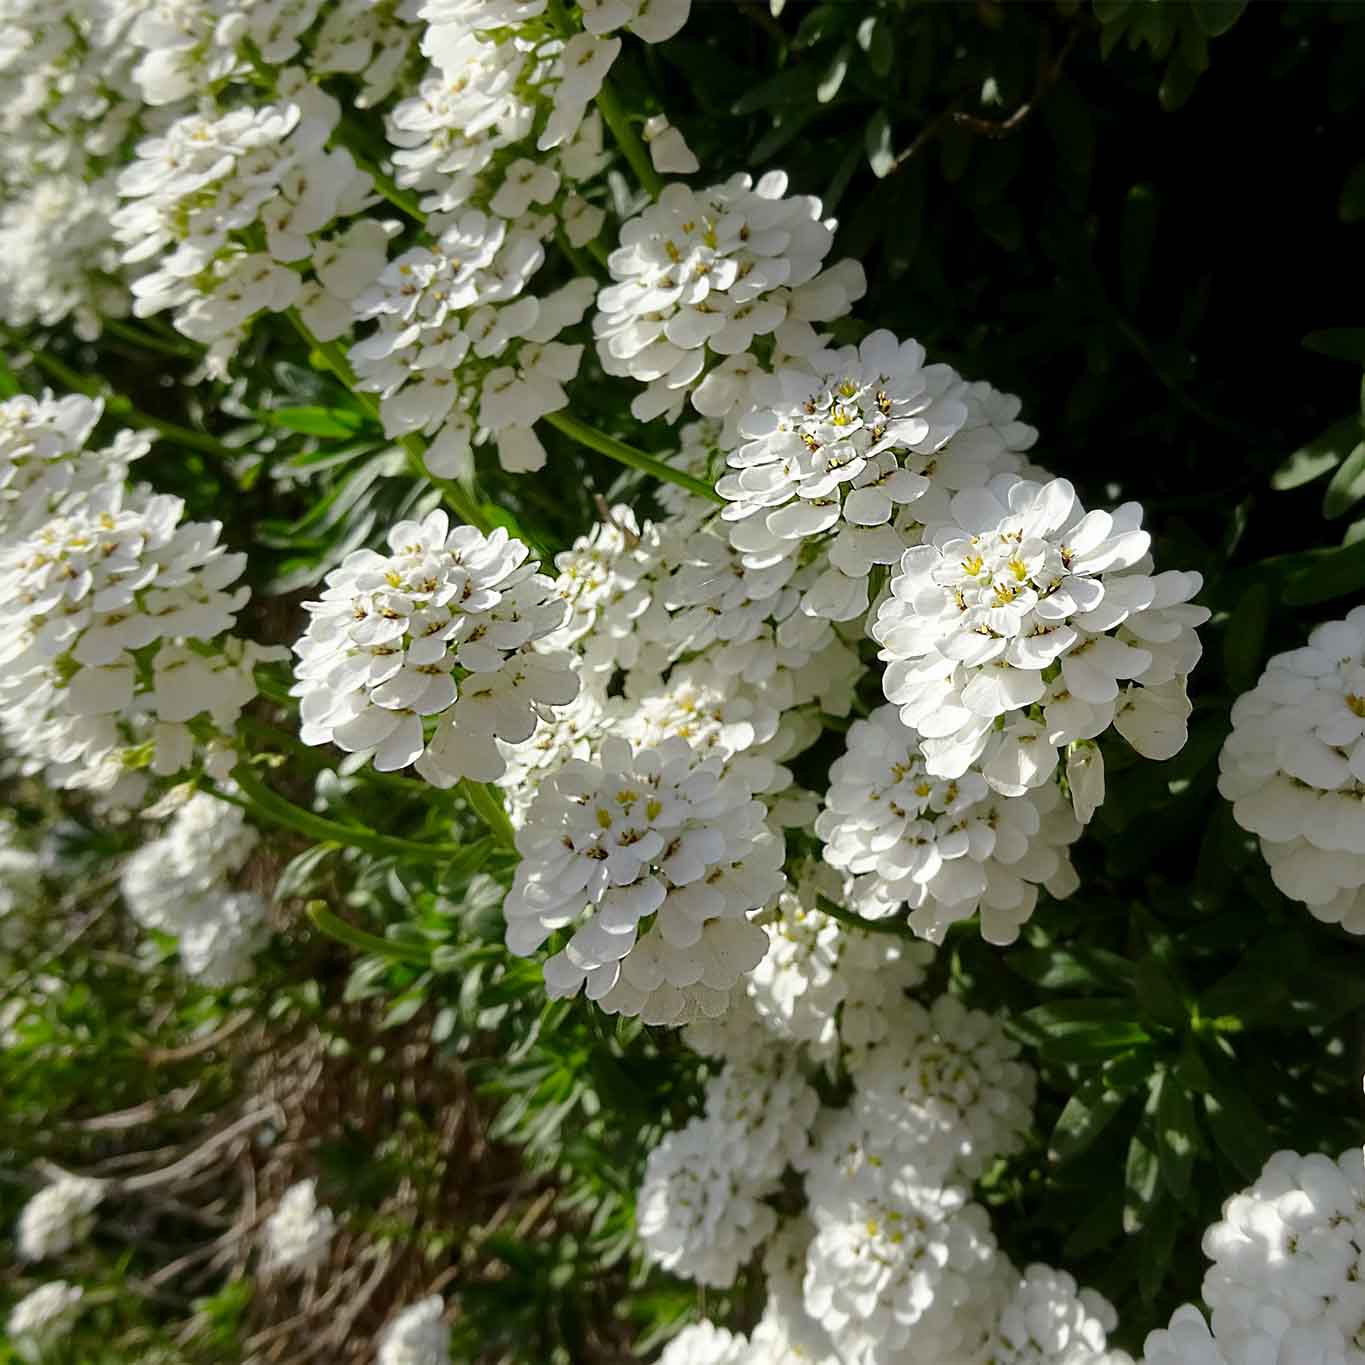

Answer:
[990,1263,1123,1364]
[637,1117,778,1288]
[377,1295,450,1365]
[594,174,855,421]
[716,331,973,621]
[6,1281,84,1363]
[847,992,1036,1182]
[657,1321,752,1365]
[816,705,1080,945]
[292,514,577,786]
[644,114,700,174]
[874,473,1206,790]
[503,735,781,1022]
[1201,1148,1365,1353]
[1218,608,1365,932]
[1139,1304,1346,1365]
[16,1176,104,1261]
[0,393,146,539]
[801,1124,1000,1365]
[262,1179,335,1276]
[176,890,270,986]
[311,0,422,108]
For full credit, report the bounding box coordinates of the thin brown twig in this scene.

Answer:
[893,22,1084,172]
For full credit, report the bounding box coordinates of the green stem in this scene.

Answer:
[103,317,203,360]
[541,409,721,504]
[14,344,238,460]
[230,763,467,862]
[283,309,494,533]
[555,229,598,281]
[595,76,664,200]
[306,902,433,964]
[334,115,430,229]
[459,778,518,851]
[817,894,921,941]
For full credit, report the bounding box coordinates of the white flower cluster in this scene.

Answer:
[503,734,781,1022]
[6,1281,84,1363]
[595,174,866,422]
[1138,1147,1365,1365]
[0,0,142,339]
[349,213,595,476]
[122,789,268,985]
[115,82,375,373]
[636,876,1127,1365]
[377,1295,451,1365]
[637,1040,818,1286]
[0,480,278,803]
[261,1178,336,1275]
[1219,607,1365,933]
[292,512,577,787]
[16,1175,104,1262]
[817,703,1081,944]
[0,394,147,540]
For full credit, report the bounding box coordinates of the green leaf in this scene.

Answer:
[1049,1075,1127,1163]
[1124,1127,1161,1233]
[1008,946,1135,992]
[1153,1071,1198,1198]
[1341,160,1365,224]
[865,110,895,179]
[1191,0,1248,37]
[1222,581,1270,694]
[731,66,813,115]
[1323,441,1365,518]
[1283,538,1365,605]
[816,43,850,103]
[1303,329,1365,364]
[1092,0,1131,23]
[267,404,368,437]
[1203,1081,1273,1180]
[1134,954,1188,1030]
[1119,185,1158,315]
[1273,415,1363,490]
[1138,1192,1181,1303]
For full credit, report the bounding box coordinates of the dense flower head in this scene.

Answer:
[1201,1148,1365,1357]
[716,331,978,621]
[122,789,268,983]
[1139,1303,1347,1365]
[16,1174,104,1261]
[292,513,577,786]
[0,485,265,795]
[349,208,594,475]
[1218,607,1365,932]
[801,1128,1000,1365]
[503,734,782,1022]
[637,1117,779,1288]
[0,392,146,538]
[816,705,1080,945]
[262,1178,336,1275]
[594,173,864,421]
[657,1321,753,1365]
[377,1295,451,1365]
[990,1263,1125,1365]
[846,992,1036,1182]
[873,473,1206,796]
[6,1280,84,1362]
[114,84,371,369]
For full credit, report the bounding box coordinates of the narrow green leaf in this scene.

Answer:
[1323,441,1365,518]
[731,66,813,115]
[1049,1076,1127,1164]
[1303,329,1365,364]
[817,43,850,103]
[1283,538,1365,605]
[1124,1127,1161,1233]
[1134,954,1188,1030]
[1191,0,1247,36]
[1341,160,1365,224]
[1203,1083,1273,1180]
[1222,581,1270,694]
[1138,1192,1181,1303]
[1153,1071,1198,1198]
[1272,415,1362,489]
[267,404,368,437]
[865,109,895,179]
